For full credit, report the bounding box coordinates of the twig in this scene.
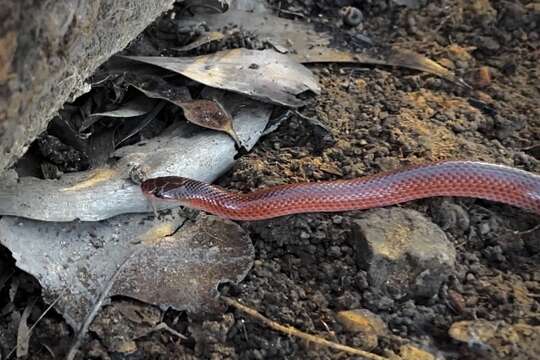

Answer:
[221,296,389,360]
[28,292,65,334]
[514,223,540,235]
[135,322,187,340]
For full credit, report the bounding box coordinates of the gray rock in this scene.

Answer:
[350,208,456,300]
[0,0,174,176]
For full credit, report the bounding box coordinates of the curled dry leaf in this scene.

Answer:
[178,99,241,147]
[80,95,157,133]
[89,95,156,118]
[123,49,320,107]
[0,213,254,329]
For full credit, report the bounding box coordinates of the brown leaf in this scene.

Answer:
[178,99,241,147]
[126,74,241,146]
[299,47,464,86]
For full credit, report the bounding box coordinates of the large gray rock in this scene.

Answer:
[351,208,456,300]
[0,0,174,176]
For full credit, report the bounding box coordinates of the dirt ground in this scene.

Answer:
[1,0,539,359]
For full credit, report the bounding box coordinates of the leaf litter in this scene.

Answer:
[89,95,156,119]
[180,8,464,85]
[0,91,271,222]
[126,74,242,146]
[0,2,468,357]
[123,48,321,107]
[0,212,254,330]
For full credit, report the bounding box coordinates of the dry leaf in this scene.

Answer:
[115,101,165,147]
[89,95,156,118]
[178,99,241,147]
[125,74,241,145]
[16,299,36,358]
[81,95,156,132]
[185,9,463,85]
[0,213,254,329]
[123,49,320,107]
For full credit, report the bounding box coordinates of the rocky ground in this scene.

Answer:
[1,0,539,359]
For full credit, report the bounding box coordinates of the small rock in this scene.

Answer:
[430,200,470,236]
[90,300,161,354]
[499,2,528,30]
[392,0,424,9]
[336,309,387,350]
[355,79,367,90]
[350,208,456,300]
[115,340,138,355]
[437,58,455,70]
[399,344,436,360]
[447,44,473,63]
[522,227,540,254]
[447,289,466,314]
[375,157,400,172]
[473,66,492,88]
[468,0,497,25]
[449,320,540,357]
[340,7,363,27]
[477,36,500,52]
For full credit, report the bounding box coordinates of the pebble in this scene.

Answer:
[336,309,387,350]
[399,344,436,360]
[350,208,456,300]
[473,66,492,88]
[448,320,540,356]
[340,7,363,27]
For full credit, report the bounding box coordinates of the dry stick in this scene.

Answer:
[221,296,389,360]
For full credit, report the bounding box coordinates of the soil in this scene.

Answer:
[1,0,539,359]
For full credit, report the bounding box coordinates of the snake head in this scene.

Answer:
[141,176,192,201]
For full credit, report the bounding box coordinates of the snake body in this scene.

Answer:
[141,161,540,220]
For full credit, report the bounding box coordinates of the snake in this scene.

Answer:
[141,161,540,220]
